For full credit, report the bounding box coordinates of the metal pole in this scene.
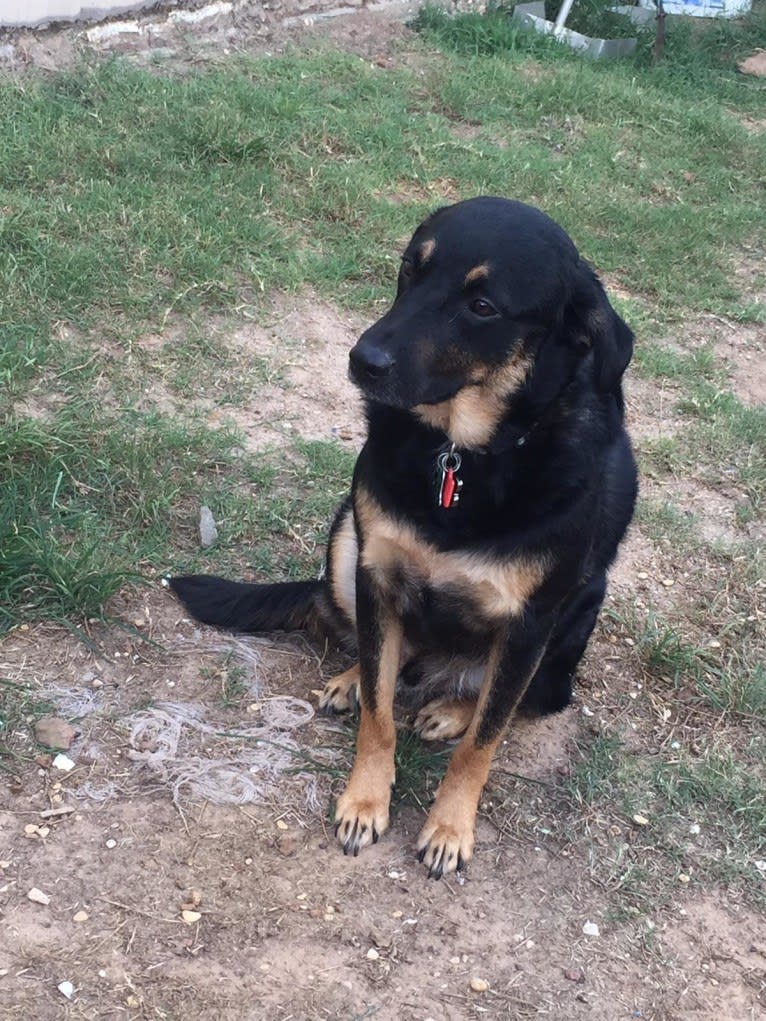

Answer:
[553,0,575,32]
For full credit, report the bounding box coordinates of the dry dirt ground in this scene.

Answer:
[2,290,765,1020]
[2,8,766,1021]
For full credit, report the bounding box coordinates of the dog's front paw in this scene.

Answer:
[334,783,391,856]
[416,801,476,879]
[414,698,476,742]
[319,665,361,714]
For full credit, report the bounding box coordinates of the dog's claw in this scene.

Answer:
[428,857,444,881]
[334,786,391,858]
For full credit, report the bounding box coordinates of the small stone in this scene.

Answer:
[738,51,766,77]
[755,860,766,873]
[105,839,117,849]
[57,981,75,999]
[565,967,585,983]
[73,910,89,922]
[661,578,674,587]
[27,887,50,905]
[35,717,76,750]
[180,890,202,911]
[632,814,649,827]
[678,873,690,884]
[470,976,489,993]
[276,819,289,830]
[366,948,380,961]
[277,833,298,857]
[199,506,218,548]
[392,910,403,918]
[582,921,600,937]
[450,955,461,965]
[636,571,648,580]
[52,754,75,772]
[181,910,202,924]
[689,823,701,835]
[0,861,11,869]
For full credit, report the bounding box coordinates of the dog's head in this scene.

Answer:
[349,197,633,448]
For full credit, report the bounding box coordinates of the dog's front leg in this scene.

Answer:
[334,566,402,856]
[416,615,554,878]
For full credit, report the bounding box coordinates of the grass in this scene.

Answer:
[559,730,766,908]
[1,3,764,915]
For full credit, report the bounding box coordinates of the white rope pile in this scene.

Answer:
[126,696,324,807]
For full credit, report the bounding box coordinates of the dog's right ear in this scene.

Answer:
[563,262,634,392]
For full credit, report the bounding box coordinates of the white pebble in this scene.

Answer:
[57,981,74,999]
[582,921,600,937]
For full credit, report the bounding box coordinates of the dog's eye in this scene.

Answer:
[469,298,498,318]
[400,258,415,280]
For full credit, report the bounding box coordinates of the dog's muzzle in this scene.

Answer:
[349,339,395,383]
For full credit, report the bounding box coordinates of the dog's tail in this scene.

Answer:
[167,575,328,634]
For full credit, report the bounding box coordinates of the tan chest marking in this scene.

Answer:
[414,350,533,449]
[356,490,547,621]
[328,505,358,624]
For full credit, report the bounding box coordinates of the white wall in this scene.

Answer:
[0,0,156,27]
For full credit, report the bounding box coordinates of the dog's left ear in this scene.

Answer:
[563,262,634,392]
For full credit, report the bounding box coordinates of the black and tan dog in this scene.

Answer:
[169,196,637,878]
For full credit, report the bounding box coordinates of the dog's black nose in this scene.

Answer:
[349,341,394,379]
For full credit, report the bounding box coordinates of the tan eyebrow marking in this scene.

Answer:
[420,239,437,263]
[464,263,490,286]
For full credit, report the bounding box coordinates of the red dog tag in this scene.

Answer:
[435,449,463,509]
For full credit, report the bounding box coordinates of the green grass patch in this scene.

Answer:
[563,730,766,907]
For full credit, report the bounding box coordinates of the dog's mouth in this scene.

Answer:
[348,362,464,411]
